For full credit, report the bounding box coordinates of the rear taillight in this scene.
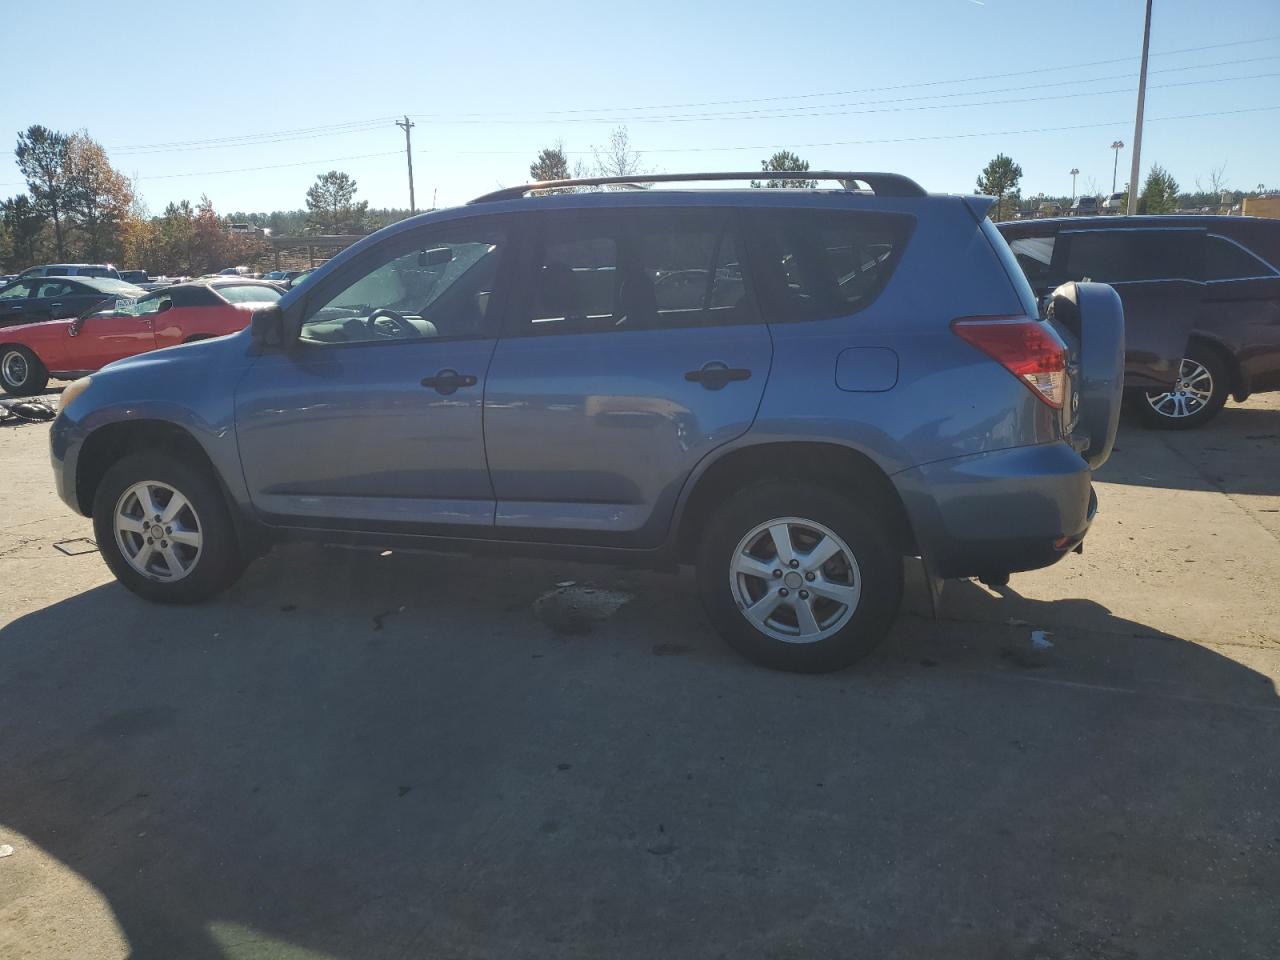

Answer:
[952,316,1068,409]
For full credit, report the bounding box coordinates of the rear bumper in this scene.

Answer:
[895,442,1095,579]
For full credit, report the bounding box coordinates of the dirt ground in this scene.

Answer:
[2,396,1278,960]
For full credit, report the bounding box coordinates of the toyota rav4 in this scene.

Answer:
[50,171,1127,672]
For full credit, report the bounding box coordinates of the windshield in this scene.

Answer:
[110,290,171,317]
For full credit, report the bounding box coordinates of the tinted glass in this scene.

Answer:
[217,284,283,304]
[1203,236,1275,281]
[526,210,755,333]
[744,209,911,323]
[1062,230,1201,283]
[301,224,507,344]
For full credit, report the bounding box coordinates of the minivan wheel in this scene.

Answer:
[0,346,49,396]
[1136,347,1228,430]
[92,452,245,603]
[696,482,902,673]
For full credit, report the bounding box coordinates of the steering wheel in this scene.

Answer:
[364,308,421,339]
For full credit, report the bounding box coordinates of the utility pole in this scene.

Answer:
[1070,168,1079,200]
[1126,0,1152,215]
[1111,140,1125,194]
[396,115,416,214]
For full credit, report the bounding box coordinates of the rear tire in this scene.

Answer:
[1135,345,1228,430]
[696,482,902,673]
[92,452,245,603]
[1,346,49,396]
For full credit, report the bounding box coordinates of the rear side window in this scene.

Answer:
[1203,236,1276,281]
[525,209,756,334]
[744,209,911,323]
[1062,230,1201,283]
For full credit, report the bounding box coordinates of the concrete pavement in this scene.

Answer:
[2,397,1278,959]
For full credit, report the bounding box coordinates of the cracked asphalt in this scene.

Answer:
[2,397,1278,959]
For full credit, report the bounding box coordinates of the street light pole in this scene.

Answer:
[1070,168,1079,200]
[1126,0,1153,215]
[395,115,416,214]
[1111,140,1125,194]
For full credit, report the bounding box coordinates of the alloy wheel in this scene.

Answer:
[1145,358,1214,420]
[729,517,861,644]
[113,481,203,582]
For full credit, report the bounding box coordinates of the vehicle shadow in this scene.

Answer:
[1097,401,1280,496]
[2,547,1278,958]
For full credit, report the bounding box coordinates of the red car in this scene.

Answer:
[0,279,283,395]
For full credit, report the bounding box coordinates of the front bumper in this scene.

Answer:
[895,442,1096,580]
[50,413,85,514]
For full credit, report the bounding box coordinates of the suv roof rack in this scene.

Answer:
[469,171,926,204]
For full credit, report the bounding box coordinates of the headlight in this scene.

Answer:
[58,376,93,411]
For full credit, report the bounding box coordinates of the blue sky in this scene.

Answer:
[2,0,1277,214]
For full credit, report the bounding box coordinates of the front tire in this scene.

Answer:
[92,452,245,603]
[1136,346,1228,430]
[1,346,49,396]
[696,482,902,673]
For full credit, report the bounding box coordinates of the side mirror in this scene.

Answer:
[156,299,172,314]
[250,303,285,347]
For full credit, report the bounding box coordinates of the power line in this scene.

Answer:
[408,34,1280,119]
[409,71,1280,125]
[424,104,1280,156]
[69,104,1270,187]
[131,150,403,181]
[100,36,1280,155]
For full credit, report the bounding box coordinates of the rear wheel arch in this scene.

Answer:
[674,441,916,563]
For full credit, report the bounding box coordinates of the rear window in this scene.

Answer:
[745,209,912,323]
[1062,230,1201,283]
[1203,235,1276,281]
[216,284,283,304]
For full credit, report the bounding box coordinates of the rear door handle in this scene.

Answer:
[420,368,478,395]
[685,362,751,390]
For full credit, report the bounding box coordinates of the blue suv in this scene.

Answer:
[50,171,1126,672]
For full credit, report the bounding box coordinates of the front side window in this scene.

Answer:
[216,284,283,305]
[526,209,755,333]
[1203,236,1276,281]
[0,281,33,300]
[301,224,507,345]
[745,209,912,323]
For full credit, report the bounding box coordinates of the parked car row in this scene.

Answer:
[0,278,283,395]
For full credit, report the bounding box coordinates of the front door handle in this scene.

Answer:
[684,362,752,390]
[420,368,478,395]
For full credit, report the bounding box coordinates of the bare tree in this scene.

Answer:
[591,127,649,184]
[1195,162,1229,196]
